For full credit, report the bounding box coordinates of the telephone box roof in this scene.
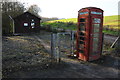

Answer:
[78,7,104,12]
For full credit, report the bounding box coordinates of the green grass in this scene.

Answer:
[103,30,118,36]
[42,15,119,36]
[41,22,77,31]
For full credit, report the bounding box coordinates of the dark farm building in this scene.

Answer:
[13,12,41,33]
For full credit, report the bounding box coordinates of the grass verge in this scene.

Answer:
[103,30,118,36]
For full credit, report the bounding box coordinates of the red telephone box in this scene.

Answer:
[76,7,104,61]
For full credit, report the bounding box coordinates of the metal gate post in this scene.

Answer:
[54,34,58,62]
[101,33,104,55]
[57,33,61,63]
[50,33,53,60]
[71,31,74,55]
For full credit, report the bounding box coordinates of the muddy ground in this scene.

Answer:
[2,30,120,78]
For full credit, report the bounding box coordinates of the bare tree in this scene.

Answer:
[27,4,41,17]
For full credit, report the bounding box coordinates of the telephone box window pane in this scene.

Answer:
[93,24,100,33]
[79,50,84,53]
[93,43,98,51]
[79,32,85,36]
[92,38,99,55]
[93,38,99,43]
[80,12,88,15]
[79,44,84,49]
[93,29,99,33]
[91,12,102,15]
[80,18,86,22]
[93,33,99,37]
[79,23,85,31]
[79,41,84,44]
[80,37,85,40]
[93,18,101,23]
[92,44,98,54]
[93,24,100,28]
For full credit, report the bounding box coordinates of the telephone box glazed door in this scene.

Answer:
[89,17,103,61]
[77,17,89,61]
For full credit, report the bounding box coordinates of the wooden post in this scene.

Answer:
[110,36,119,48]
[70,31,74,55]
[9,15,15,34]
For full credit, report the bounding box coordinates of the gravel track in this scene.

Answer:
[2,31,120,78]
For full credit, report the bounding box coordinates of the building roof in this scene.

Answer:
[13,11,41,20]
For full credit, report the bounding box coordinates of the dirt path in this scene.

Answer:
[34,35,51,53]
[2,31,120,78]
[30,31,119,78]
[104,34,118,44]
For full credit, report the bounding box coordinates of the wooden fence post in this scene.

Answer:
[110,36,120,48]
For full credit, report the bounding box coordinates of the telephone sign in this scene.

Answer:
[91,11,102,15]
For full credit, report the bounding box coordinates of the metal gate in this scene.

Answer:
[51,31,75,62]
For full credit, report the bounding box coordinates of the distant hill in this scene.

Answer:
[41,17,59,22]
[48,15,120,26]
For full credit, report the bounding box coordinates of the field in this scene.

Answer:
[42,15,120,36]
[48,15,120,26]
[48,18,77,23]
[104,15,119,25]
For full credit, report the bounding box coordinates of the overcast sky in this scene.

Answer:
[18,0,120,18]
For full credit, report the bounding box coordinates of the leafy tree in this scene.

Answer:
[1,0,26,34]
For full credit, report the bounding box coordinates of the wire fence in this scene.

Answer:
[51,31,75,63]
